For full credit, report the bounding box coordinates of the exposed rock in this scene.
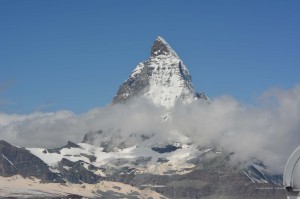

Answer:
[157,157,169,163]
[152,144,182,153]
[0,140,65,183]
[57,158,102,184]
[112,36,208,108]
[44,141,81,154]
[108,153,285,199]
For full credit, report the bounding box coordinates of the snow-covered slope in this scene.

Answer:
[26,140,281,185]
[0,175,167,199]
[113,36,208,108]
[27,142,199,176]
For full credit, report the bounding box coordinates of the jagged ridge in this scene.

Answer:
[113,36,207,108]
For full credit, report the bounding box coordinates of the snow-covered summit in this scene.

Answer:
[113,36,207,108]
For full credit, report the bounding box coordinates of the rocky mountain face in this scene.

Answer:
[0,140,64,183]
[113,36,208,108]
[0,37,287,198]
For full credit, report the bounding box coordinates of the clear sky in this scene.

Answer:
[1,0,299,114]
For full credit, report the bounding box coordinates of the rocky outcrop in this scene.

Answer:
[0,140,64,183]
[57,158,103,184]
[151,144,182,153]
[44,141,81,154]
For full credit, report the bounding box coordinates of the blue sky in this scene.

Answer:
[1,0,299,114]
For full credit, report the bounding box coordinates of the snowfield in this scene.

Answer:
[0,175,167,198]
[27,142,204,176]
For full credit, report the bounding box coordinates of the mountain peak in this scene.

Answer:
[113,37,207,108]
[151,36,178,57]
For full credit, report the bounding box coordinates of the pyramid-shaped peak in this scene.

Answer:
[113,36,208,107]
[151,36,178,57]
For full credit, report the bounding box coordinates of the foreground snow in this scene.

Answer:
[0,175,167,198]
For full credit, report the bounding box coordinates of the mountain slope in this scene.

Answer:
[0,139,285,198]
[0,140,64,183]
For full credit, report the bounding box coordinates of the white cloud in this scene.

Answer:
[171,85,300,173]
[1,85,300,173]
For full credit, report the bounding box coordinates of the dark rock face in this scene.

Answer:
[63,141,81,149]
[44,141,81,154]
[151,144,182,153]
[112,62,153,104]
[0,140,65,183]
[195,92,210,100]
[57,158,102,184]
[151,36,173,57]
[157,157,169,163]
[246,163,283,185]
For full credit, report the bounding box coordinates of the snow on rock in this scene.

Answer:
[27,141,204,176]
[113,36,207,108]
[2,153,15,167]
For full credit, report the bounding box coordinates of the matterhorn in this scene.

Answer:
[113,36,208,108]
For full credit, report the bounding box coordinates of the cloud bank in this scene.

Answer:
[1,85,300,173]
